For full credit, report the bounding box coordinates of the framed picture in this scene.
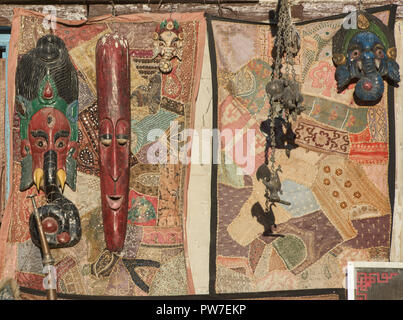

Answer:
[347,261,403,300]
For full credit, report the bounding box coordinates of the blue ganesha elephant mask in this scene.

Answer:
[332,11,400,103]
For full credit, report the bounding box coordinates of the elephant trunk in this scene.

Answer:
[355,56,384,102]
[29,150,81,249]
[43,150,62,203]
[361,57,378,76]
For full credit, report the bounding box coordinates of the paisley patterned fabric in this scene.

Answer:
[207,5,396,295]
[0,60,6,225]
[0,9,205,297]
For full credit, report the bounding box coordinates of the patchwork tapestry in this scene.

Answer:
[0,9,205,297]
[207,5,396,295]
[0,59,6,224]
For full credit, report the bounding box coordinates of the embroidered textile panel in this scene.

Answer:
[0,9,206,297]
[0,33,11,217]
[0,59,6,224]
[207,6,396,295]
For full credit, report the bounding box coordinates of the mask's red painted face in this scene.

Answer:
[27,108,71,169]
[96,33,131,252]
[99,118,130,209]
[21,107,77,190]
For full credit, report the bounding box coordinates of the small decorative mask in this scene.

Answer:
[15,35,81,248]
[332,10,400,103]
[152,19,184,73]
[96,33,131,252]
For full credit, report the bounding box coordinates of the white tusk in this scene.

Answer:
[375,59,381,70]
[357,60,363,71]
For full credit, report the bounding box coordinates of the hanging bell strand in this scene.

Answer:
[255,0,297,239]
[283,0,294,123]
[273,1,286,80]
[284,0,294,79]
[268,0,289,169]
[283,4,291,79]
[268,0,287,168]
[262,0,298,207]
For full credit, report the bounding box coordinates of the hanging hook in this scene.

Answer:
[110,0,117,16]
[169,2,174,19]
[49,22,55,35]
[217,0,223,17]
[86,2,90,20]
[216,0,237,18]
[358,0,363,11]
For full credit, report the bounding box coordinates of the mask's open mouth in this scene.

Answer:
[106,195,123,210]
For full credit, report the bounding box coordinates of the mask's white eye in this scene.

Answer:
[374,46,385,58]
[351,49,361,59]
[36,140,46,148]
[116,134,129,146]
[101,139,112,147]
[117,138,128,146]
[100,134,112,147]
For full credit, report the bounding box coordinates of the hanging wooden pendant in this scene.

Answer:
[152,18,184,73]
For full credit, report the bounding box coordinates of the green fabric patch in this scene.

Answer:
[272,235,307,271]
[131,109,178,155]
[128,196,156,224]
[0,285,15,300]
[231,59,272,115]
[303,94,368,133]
[217,152,245,188]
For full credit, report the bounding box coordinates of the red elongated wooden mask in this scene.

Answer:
[96,33,131,252]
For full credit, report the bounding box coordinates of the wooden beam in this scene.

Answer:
[0,5,87,25]
[0,0,259,4]
[0,1,402,26]
[0,17,10,26]
[87,1,403,21]
[87,3,274,21]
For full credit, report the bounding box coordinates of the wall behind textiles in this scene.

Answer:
[390,19,403,262]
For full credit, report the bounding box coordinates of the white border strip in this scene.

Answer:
[347,262,356,300]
